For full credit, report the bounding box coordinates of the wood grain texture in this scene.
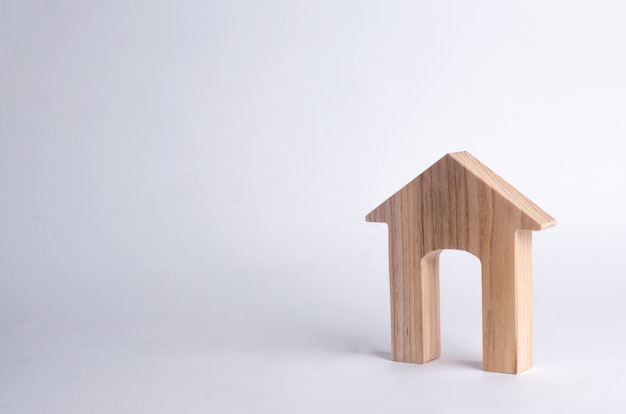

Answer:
[366,151,555,374]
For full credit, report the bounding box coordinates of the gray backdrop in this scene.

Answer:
[2,1,625,412]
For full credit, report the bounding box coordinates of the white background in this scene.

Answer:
[2,1,626,413]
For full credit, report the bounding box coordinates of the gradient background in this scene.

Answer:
[2,1,626,412]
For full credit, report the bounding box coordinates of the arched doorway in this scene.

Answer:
[437,249,482,366]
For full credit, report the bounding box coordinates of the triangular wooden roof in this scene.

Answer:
[366,151,556,230]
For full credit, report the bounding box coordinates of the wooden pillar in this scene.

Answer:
[388,227,441,364]
[481,230,533,374]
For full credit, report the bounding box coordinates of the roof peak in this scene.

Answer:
[366,151,556,230]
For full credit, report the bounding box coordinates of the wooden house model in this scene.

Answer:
[366,151,556,374]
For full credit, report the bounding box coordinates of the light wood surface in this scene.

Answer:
[366,151,555,374]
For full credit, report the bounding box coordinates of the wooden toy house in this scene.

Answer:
[366,151,556,373]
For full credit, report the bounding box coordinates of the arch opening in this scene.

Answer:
[421,249,482,367]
